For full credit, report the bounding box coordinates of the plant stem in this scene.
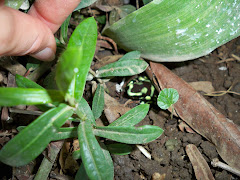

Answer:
[89,68,103,84]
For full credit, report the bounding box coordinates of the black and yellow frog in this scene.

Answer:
[126,76,156,104]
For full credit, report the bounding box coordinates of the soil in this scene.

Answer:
[0,3,240,180]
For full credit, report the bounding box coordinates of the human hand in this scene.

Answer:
[0,0,81,61]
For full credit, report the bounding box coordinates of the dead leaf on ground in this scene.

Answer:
[178,121,195,133]
[189,81,215,94]
[94,55,123,69]
[186,144,215,180]
[104,92,130,123]
[150,62,240,171]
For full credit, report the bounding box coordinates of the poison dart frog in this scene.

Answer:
[127,76,156,104]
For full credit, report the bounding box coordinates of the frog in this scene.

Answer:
[126,76,156,104]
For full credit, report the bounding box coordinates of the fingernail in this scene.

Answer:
[31,47,55,61]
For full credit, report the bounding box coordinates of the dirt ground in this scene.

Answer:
[104,37,240,180]
[0,3,240,180]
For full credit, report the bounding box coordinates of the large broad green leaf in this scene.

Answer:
[92,84,104,119]
[75,164,89,180]
[105,0,240,62]
[0,104,73,166]
[93,125,163,144]
[78,121,114,180]
[109,104,149,127]
[106,143,132,155]
[118,51,141,61]
[5,0,24,9]
[74,0,97,11]
[56,17,97,103]
[96,59,148,77]
[0,88,64,106]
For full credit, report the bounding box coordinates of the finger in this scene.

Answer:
[28,0,81,33]
[0,5,56,61]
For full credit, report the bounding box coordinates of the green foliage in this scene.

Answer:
[105,0,240,62]
[92,84,105,119]
[0,17,163,180]
[157,88,179,110]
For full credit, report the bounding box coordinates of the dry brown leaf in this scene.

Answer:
[94,55,123,69]
[186,144,215,180]
[178,121,195,133]
[189,81,215,94]
[150,62,240,171]
[104,92,130,123]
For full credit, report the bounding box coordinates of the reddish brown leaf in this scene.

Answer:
[150,62,240,170]
[186,144,215,180]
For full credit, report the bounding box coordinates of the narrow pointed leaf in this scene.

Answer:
[105,0,240,62]
[16,75,57,111]
[109,104,149,127]
[0,88,64,106]
[76,98,95,125]
[92,84,105,119]
[78,121,114,180]
[53,127,78,141]
[15,74,44,89]
[106,143,132,155]
[118,51,141,61]
[56,17,97,102]
[60,14,72,44]
[0,104,73,166]
[96,59,148,77]
[93,125,163,144]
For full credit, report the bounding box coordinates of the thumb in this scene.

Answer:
[0,6,56,61]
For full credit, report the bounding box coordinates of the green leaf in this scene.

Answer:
[53,127,78,141]
[0,88,64,106]
[0,104,73,166]
[56,17,97,102]
[106,143,132,155]
[157,88,179,110]
[72,149,81,160]
[60,14,72,44]
[92,84,104,119]
[15,74,43,89]
[109,104,149,127]
[75,164,89,180]
[93,125,163,144]
[105,0,240,62]
[118,51,141,61]
[76,98,95,125]
[78,121,114,180]
[74,0,97,11]
[5,0,24,9]
[96,59,148,77]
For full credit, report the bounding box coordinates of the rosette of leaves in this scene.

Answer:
[0,18,163,180]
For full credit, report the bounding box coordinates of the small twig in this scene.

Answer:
[216,58,235,64]
[205,85,240,96]
[136,145,151,159]
[231,54,240,62]
[98,34,119,54]
[136,0,139,9]
[211,158,240,177]
[9,108,43,116]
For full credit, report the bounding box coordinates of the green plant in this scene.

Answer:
[104,0,240,62]
[0,17,163,179]
[157,88,179,119]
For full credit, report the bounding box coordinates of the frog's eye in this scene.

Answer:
[127,76,156,103]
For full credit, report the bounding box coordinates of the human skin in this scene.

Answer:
[0,0,81,61]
